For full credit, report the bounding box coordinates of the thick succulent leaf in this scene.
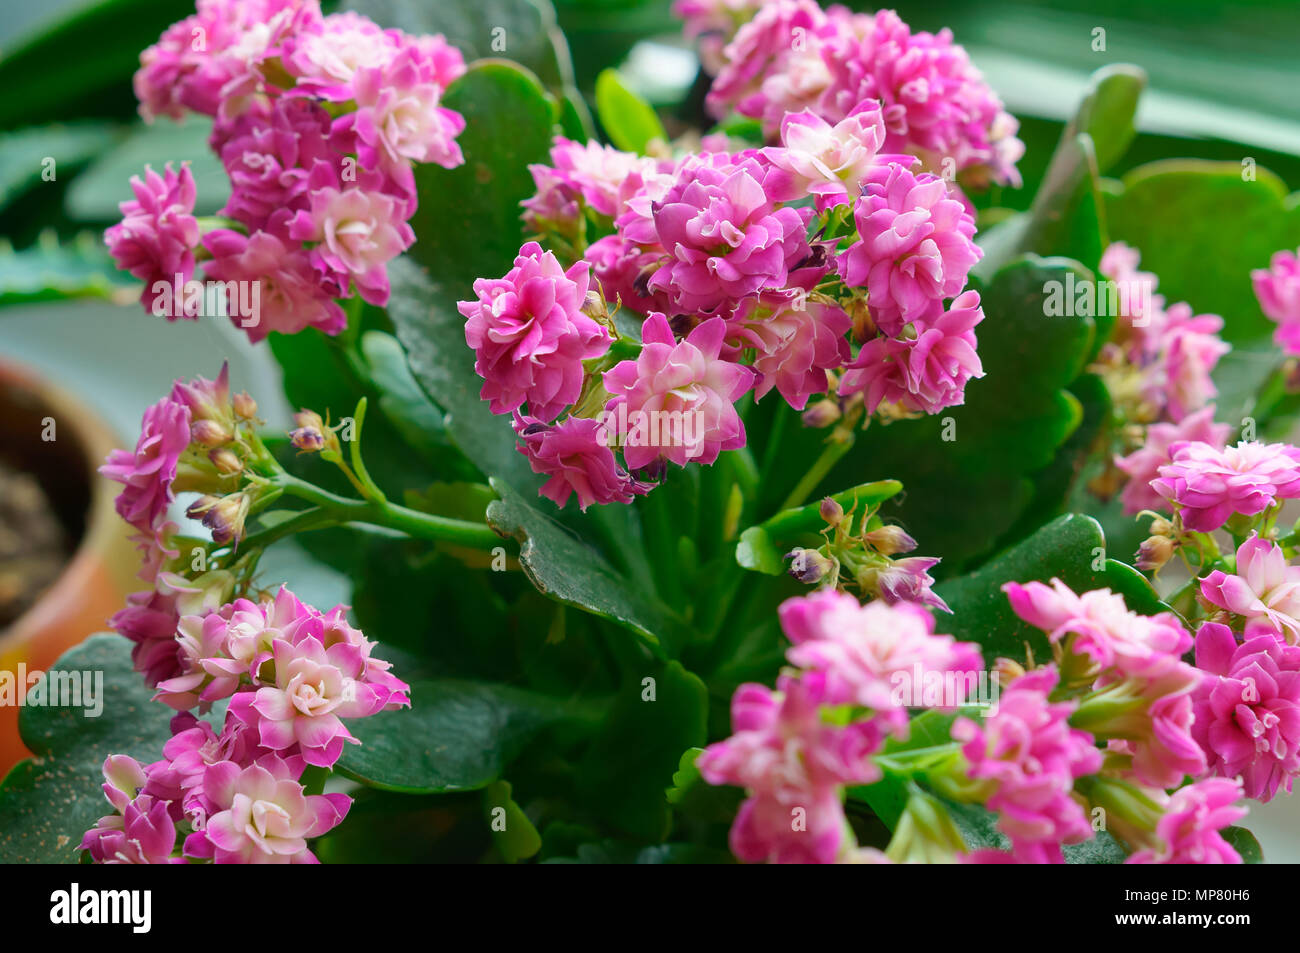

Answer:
[935,513,1170,666]
[0,231,137,306]
[0,122,119,212]
[594,68,667,154]
[0,635,191,863]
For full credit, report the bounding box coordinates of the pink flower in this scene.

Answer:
[674,0,765,73]
[514,415,651,511]
[1114,406,1229,515]
[726,292,851,409]
[1002,579,1191,678]
[105,163,201,316]
[1252,247,1300,355]
[1153,440,1300,532]
[1193,622,1300,801]
[184,758,350,863]
[100,397,192,533]
[953,667,1102,863]
[1126,778,1246,864]
[460,242,612,421]
[583,233,674,316]
[1151,304,1229,423]
[697,674,881,863]
[349,45,466,178]
[840,291,985,415]
[1201,534,1300,643]
[838,164,981,335]
[640,153,812,315]
[201,225,346,341]
[81,794,180,864]
[761,103,905,211]
[526,136,662,222]
[779,589,981,717]
[1098,241,1165,350]
[287,162,415,306]
[602,313,755,469]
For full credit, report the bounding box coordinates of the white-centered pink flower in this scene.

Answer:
[1201,534,1300,643]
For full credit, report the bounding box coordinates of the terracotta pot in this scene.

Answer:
[0,359,136,775]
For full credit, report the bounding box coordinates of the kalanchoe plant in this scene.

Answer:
[2,0,1298,868]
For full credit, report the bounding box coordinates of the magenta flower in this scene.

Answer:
[838,164,981,336]
[1194,622,1300,802]
[104,163,201,316]
[1115,406,1229,515]
[953,667,1102,864]
[641,153,812,315]
[1152,304,1229,423]
[673,0,765,73]
[1153,440,1300,532]
[602,313,755,469]
[726,292,851,410]
[184,758,350,864]
[81,794,179,864]
[514,415,650,511]
[100,397,192,533]
[460,242,612,421]
[779,589,980,718]
[526,136,662,223]
[1252,247,1300,355]
[201,225,347,342]
[1201,534,1300,643]
[1126,778,1246,864]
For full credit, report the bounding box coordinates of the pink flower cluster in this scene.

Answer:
[672,0,766,74]
[108,0,467,341]
[1253,246,1300,354]
[1125,778,1247,864]
[83,586,408,863]
[703,1,1023,186]
[1101,243,1232,511]
[1151,439,1300,532]
[953,667,1102,864]
[1201,534,1300,644]
[1003,579,1205,789]
[699,589,982,863]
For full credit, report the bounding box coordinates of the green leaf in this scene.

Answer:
[1221,825,1264,864]
[0,122,119,212]
[486,478,681,655]
[577,660,708,841]
[344,0,577,98]
[941,797,1127,863]
[542,840,733,863]
[64,119,229,221]
[336,678,572,794]
[0,231,137,305]
[1060,65,1147,176]
[736,479,903,576]
[0,634,189,863]
[482,780,543,862]
[594,69,667,154]
[810,257,1097,575]
[935,512,1169,666]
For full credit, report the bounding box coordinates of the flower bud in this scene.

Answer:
[200,493,250,545]
[864,524,917,555]
[208,447,243,476]
[290,409,327,452]
[992,657,1025,687]
[232,391,258,420]
[1135,535,1174,573]
[819,497,845,526]
[786,548,836,584]
[801,399,840,429]
[1148,516,1174,537]
[191,418,232,447]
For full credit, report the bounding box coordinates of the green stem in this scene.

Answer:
[778,435,854,512]
[274,473,500,550]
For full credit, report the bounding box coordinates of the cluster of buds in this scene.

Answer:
[785,496,949,612]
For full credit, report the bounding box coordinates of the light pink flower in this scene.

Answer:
[953,667,1101,864]
[1151,304,1229,423]
[1201,534,1300,643]
[761,103,906,211]
[1115,405,1229,514]
[184,758,350,863]
[673,0,765,73]
[349,45,466,177]
[514,415,651,511]
[602,313,755,469]
[838,163,981,335]
[1252,247,1300,355]
[105,163,201,316]
[459,242,612,421]
[1153,440,1300,532]
[1193,622,1300,801]
[1126,778,1246,864]
[100,397,192,533]
[779,589,980,718]
[726,292,851,409]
